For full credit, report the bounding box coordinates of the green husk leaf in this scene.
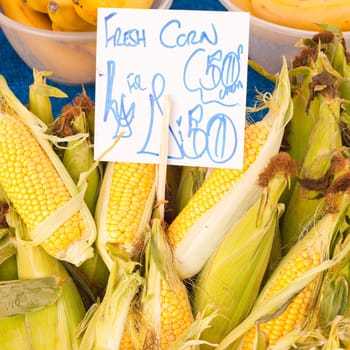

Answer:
[0,276,62,317]
[0,233,17,264]
[175,166,207,214]
[77,258,143,350]
[0,314,32,350]
[281,94,343,251]
[60,108,102,215]
[8,207,87,350]
[28,69,67,125]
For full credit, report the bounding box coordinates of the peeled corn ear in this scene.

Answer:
[0,75,96,266]
[141,218,216,349]
[95,161,156,270]
[217,171,350,350]
[194,152,297,348]
[168,59,293,279]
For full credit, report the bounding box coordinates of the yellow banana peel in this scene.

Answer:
[249,0,350,31]
[73,0,154,26]
[47,0,96,32]
[2,0,52,30]
[26,0,49,14]
[229,0,253,12]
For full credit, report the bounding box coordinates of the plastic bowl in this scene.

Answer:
[0,0,173,85]
[219,0,350,74]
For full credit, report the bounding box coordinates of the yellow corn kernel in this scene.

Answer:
[0,113,87,260]
[119,329,134,349]
[167,120,270,248]
[105,162,155,245]
[142,219,196,349]
[95,161,156,269]
[159,277,193,349]
[240,247,321,349]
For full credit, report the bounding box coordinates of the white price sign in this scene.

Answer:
[94,9,250,168]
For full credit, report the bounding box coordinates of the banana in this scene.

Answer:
[25,0,49,13]
[47,0,96,31]
[251,0,350,31]
[229,0,253,12]
[1,0,52,30]
[73,0,154,26]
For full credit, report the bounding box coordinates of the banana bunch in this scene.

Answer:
[1,0,154,32]
[73,0,154,26]
[231,0,350,31]
[1,0,52,30]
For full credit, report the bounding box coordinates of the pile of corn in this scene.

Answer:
[1,28,350,350]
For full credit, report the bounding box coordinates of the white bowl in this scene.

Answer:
[0,0,173,85]
[219,0,350,74]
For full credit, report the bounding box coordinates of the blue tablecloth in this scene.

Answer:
[0,0,273,117]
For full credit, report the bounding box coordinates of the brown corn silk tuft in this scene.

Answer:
[257,151,298,187]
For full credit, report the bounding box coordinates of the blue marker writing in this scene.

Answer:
[159,19,218,48]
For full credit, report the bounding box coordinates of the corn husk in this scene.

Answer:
[0,75,96,266]
[194,152,297,348]
[217,172,350,350]
[5,206,86,350]
[28,69,67,125]
[173,58,293,279]
[77,258,143,350]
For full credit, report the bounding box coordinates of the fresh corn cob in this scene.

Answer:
[52,102,102,215]
[141,218,216,349]
[313,29,350,79]
[166,59,293,279]
[49,95,108,300]
[285,34,346,192]
[0,75,96,266]
[280,73,344,252]
[286,47,328,169]
[16,249,86,349]
[72,86,96,143]
[95,161,156,270]
[194,152,297,349]
[0,202,29,350]
[292,233,350,349]
[216,170,350,350]
[167,119,269,249]
[79,117,158,345]
[317,256,350,332]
